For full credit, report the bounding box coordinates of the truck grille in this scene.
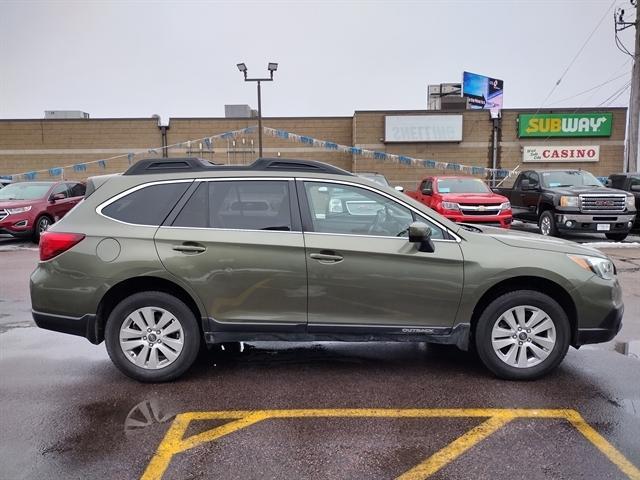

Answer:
[579,195,626,213]
[458,204,502,216]
[0,209,7,221]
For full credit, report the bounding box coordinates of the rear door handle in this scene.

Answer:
[172,243,206,254]
[310,252,344,263]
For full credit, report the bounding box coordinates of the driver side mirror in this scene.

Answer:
[421,187,433,195]
[50,193,65,202]
[631,184,640,192]
[408,221,435,253]
[394,185,405,192]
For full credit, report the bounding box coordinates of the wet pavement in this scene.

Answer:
[1,234,640,480]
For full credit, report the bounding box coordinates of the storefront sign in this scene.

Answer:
[523,145,599,162]
[518,113,612,137]
[385,115,463,142]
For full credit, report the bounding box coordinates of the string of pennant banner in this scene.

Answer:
[1,126,259,181]
[263,127,513,178]
[2,125,514,180]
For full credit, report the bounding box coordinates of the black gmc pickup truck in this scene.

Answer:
[495,169,637,240]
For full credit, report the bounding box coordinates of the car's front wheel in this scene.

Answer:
[105,291,201,382]
[538,211,557,236]
[475,290,570,380]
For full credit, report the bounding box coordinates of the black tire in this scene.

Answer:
[475,290,570,380]
[538,211,557,237]
[105,291,201,382]
[605,232,628,242]
[32,215,53,243]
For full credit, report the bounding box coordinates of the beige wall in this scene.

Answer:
[0,108,626,188]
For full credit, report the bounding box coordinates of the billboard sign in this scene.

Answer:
[518,113,612,137]
[384,115,463,142]
[462,71,503,110]
[523,145,600,163]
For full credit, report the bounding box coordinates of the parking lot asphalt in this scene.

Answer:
[1,230,640,480]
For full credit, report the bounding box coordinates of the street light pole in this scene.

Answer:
[237,62,278,158]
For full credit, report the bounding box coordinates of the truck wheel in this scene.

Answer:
[475,290,570,380]
[539,211,557,236]
[605,232,628,242]
[105,291,201,382]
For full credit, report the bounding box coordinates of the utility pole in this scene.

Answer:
[616,1,639,172]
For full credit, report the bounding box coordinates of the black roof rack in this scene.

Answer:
[123,157,354,176]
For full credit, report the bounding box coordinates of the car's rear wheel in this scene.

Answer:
[105,291,201,382]
[32,215,53,243]
[475,290,570,380]
[605,232,628,242]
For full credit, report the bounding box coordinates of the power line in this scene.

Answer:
[598,80,632,106]
[549,69,630,105]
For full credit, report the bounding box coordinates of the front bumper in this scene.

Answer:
[575,305,623,346]
[555,212,636,233]
[0,213,34,235]
[443,212,512,229]
[32,310,100,344]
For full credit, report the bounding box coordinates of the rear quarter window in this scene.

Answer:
[101,182,191,226]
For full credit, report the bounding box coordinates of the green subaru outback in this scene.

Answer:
[30,158,623,382]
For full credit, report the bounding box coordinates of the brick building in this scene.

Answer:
[0,107,626,189]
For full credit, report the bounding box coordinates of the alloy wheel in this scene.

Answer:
[491,305,556,368]
[38,217,50,233]
[119,306,184,369]
[540,217,551,236]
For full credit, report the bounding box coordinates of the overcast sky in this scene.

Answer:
[0,0,636,120]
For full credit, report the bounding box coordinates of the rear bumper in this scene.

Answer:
[32,310,100,344]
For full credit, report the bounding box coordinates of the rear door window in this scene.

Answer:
[101,182,191,226]
[172,180,295,231]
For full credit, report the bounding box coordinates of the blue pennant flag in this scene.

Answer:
[243,126,256,134]
[24,172,37,180]
[446,163,461,171]
[221,132,234,139]
[472,166,485,175]
[324,142,338,150]
[374,152,387,160]
[49,167,62,176]
[496,169,510,178]
[276,130,289,139]
[73,163,87,173]
[127,152,135,164]
[350,147,363,155]
[300,136,314,145]
[398,156,412,165]
[148,149,158,155]
[0,175,12,180]
[98,160,107,169]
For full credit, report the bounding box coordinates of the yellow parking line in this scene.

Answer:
[565,410,640,480]
[396,415,514,480]
[139,408,640,480]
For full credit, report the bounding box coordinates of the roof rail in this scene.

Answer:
[123,157,353,176]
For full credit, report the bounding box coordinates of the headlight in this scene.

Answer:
[441,201,459,210]
[499,201,511,211]
[7,206,31,214]
[560,196,579,208]
[568,254,615,280]
[626,195,635,210]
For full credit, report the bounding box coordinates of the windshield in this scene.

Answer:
[436,178,490,194]
[357,173,389,187]
[540,171,602,188]
[0,182,52,201]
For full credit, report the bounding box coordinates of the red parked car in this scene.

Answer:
[0,181,85,242]
[406,175,512,228]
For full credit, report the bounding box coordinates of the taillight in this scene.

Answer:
[39,232,85,261]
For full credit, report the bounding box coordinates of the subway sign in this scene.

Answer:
[518,113,612,137]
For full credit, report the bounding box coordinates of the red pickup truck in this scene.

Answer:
[406,175,512,228]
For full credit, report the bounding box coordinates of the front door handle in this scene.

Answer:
[310,252,344,263]
[172,243,206,254]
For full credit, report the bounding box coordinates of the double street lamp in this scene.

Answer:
[236,62,278,157]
